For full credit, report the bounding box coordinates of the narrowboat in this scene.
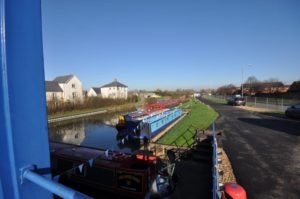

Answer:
[116,107,183,140]
[50,142,174,198]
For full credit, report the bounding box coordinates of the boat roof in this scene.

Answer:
[50,142,155,170]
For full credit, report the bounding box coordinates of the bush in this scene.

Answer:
[46,96,138,115]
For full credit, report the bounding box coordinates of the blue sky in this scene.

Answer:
[42,0,300,90]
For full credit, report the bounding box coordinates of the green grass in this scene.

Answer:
[157,99,218,147]
[202,95,227,104]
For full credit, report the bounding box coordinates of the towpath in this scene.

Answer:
[48,110,107,123]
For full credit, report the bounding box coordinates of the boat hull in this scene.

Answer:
[117,107,183,140]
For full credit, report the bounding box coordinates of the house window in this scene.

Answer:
[52,93,57,100]
[72,92,76,98]
[72,84,76,88]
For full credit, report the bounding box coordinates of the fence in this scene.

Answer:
[244,96,297,112]
[212,95,300,112]
[212,121,222,199]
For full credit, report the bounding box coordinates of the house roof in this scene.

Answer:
[288,81,300,92]
[242,82,284,88]
[92,87,101,94]
[101,79,127,88]
[53,75,74,83]
[45,81,63,92]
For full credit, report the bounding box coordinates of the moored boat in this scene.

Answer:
[50,142,175,198]
[116,107,183,140]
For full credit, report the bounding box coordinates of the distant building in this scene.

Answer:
[87,87,101,97]
[46,74,83,102]
[45,81,64,101]
[242,82,288,95]
[142,92,161,98]
[193,93,201,98]
[100,79,128,99]
[288,81,300,93]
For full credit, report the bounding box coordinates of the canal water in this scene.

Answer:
[48,111,141,153]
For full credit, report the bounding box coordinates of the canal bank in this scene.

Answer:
[48,110,142,153]
[157,99,218,147]
[48,103,138,123]
[48,110,108,123]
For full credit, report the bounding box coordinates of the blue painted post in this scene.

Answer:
[0,0,52,198]
[0,178,3,199]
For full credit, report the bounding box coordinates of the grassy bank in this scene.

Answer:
[202,96,227,104]
[158,99,218,147]
[48,103,138,120]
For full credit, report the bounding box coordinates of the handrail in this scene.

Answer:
[20,166,92,199]
[212,121,222,199]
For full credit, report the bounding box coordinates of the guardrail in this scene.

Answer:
[212,121,222,199]
[20,165,92,199]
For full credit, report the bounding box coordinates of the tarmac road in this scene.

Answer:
[201,98,300,199]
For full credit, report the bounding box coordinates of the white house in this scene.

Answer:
[46,74,83,102]
[45,81,64,101]
[53,74,84,102]
[193,93,201,98]
[142,92,161,98]
[87,87,101,97]
[100,79,128,99]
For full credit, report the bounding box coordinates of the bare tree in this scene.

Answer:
[265,77,280,83]
[245,76,259,94]
[216,84,237,95]
[246,76,259,84]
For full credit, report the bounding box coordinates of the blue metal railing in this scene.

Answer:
[20,166,92,199]
[212,121,222,199]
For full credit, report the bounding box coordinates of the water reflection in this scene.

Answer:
[49,122,85,145]
[48,112,141,153]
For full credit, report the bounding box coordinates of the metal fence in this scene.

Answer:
[212,95,300,112]
[212,121,222,199]
[244,96,296,112]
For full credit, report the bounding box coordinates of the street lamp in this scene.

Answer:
[241,65,252,97]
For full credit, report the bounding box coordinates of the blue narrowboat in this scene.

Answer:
[117,107,183,140]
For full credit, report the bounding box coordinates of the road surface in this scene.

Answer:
[201,98,300,199]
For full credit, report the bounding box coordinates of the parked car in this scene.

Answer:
[227,96,246,106]
[285,103,300,119]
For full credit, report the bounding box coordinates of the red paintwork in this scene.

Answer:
[222,182,247,199]
[136,155,156,161]
[145,98,187,110]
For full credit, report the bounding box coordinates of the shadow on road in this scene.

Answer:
[259,112,286,119]
[238,117,300,136]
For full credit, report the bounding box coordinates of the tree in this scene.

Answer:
[216,84,237,95]
[265,77,279,83]
[245,76,259,94]
[245,76,259,84]
[263,78,283,94]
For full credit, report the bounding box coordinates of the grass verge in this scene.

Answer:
[157,99,218,147]
[202,96,227,104]
[48,103,137,120]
